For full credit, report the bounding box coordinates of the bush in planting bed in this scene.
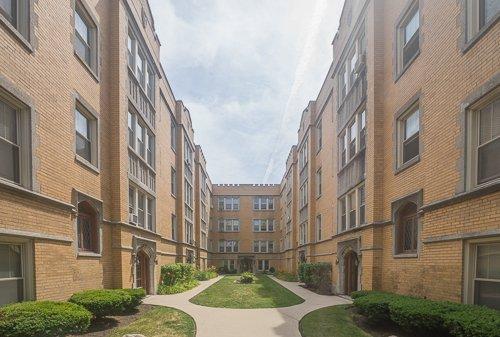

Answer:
[0,301,91,337]
[69,289,132,318]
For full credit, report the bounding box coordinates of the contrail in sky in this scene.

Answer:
[262,0,329,183]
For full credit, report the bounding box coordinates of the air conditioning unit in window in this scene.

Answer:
[129,213,138,224]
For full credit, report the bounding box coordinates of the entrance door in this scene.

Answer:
[240,257,253,272]
[344,251,358,295]
[136,250,150,293]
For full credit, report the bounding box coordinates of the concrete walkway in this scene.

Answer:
[144,276,351,337]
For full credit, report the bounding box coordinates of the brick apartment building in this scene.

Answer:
[0,0,498,311]
[0,0,212,305]
[271,0,499,310]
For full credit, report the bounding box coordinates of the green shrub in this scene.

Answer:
[354,292,401,322]
[69,289,132,317]
[269,266,276,274]
[0,301,91,337]
[195,266,218,281]
[388,296,461,334]
[275,271,299,282]
[354,291,500,337]
[298,262,332,293]
[120,288,146,310]
[443,305,500,337]
[160,263,196,286]
[239,272,256,284]
[217,266,237,274]
[157,279,199,294]
[350,290,378,299]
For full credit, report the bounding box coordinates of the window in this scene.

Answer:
[338,66,347,103]
[0,0,30,40]
[299,181,308,208]
[316,168,322,197]
[349,47,358,86]
[218,196,239,211]
[0,90,30,187]
[185,220,194,244]
[299,139,308,171]
[465,0,500,42]
[467,242,500,309]
[252,219,274,232]
[348,120,357,159]
[127,30,136,69]
[253,241,274,253]
[128,185,155,231]
[316,119,322,151]
[170,116,177,151]
[299,222,307,245]
[316,214,322,241]
[170,167,176,196]
[136,123,145,157]
[75,103,97,167]
[0,241,33,306]
[339,184,365,232]
[128,111,135,148]
[77,201,99,253]
[137,49,146,87]
[219,219,240,232]
[253,196,274,210]
[397,103,420,167]
[396,2,419,74]
[146,132,154,167]
[223,259,236,271]
[257,260,270,271]
[219,240,239,253]
[359,185,366,225]
[359,110,366,148]
[468,95,500,187]
[74,2,97,73]
[146,67,155,102]
[395,203,418,254]
[171,214,177,241]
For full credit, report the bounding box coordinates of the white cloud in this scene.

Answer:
[150,0,344,183]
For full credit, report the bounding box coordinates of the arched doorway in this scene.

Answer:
[135,250,150,293]
[344,250,358,295]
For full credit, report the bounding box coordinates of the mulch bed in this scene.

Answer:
[299,284,334,296]
[69,304,155,337]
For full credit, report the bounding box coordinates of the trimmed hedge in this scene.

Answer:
[239,272,256,284]
[121,288,147,310]
[298,262,332,293]
[353,291,500,337]
[0,301,91,337]
[69,289,132,317]
[157,279,199,294]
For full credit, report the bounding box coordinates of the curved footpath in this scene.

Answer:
[144,276,351,337]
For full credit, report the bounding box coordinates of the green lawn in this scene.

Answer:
[189,274,304,308]
[299,305,371,337]
[107,307,196,337]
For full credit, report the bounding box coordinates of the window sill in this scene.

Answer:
[74,52,99,83]
[75,155,100,174]
[461,15,500,54]
[77,251,101,258]
[394,50,420,83]
[393,252,418,259]
[394,155,420,175]
[0,16,33,53]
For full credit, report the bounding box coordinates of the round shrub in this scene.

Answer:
[0,301,91,337]
[239,272,256,284]
[353,292,401,322]
[269,266,276,274]
[121,288,146,310]
[69,289,132,317]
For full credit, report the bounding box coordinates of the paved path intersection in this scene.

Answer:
[144,276,351,337]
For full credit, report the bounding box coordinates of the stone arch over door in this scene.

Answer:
[337,238,361,295]
[132,236,156,295]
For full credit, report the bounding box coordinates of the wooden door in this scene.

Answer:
[344,251,358,295]
[136,251,150,293]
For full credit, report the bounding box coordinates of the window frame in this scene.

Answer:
[74,98,99,171]
[462,0,500,52]
[395,96,421,173]
[394,0,420,80]
[73,0,99,78]
[0,0,31,49]
[465,87,500,190]
[0,85,32,189]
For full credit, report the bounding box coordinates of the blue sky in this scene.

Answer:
[150,0,344,184]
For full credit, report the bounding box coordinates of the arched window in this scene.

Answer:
[396,202,418,254]
[77,201,99,253]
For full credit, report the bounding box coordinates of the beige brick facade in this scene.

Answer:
[1,0,498,311]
